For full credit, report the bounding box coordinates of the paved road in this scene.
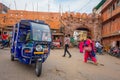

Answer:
[0,48,120,80]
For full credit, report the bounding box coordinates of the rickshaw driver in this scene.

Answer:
[26,31,31,42]
[24,31,33,47]
[1,32,9,46]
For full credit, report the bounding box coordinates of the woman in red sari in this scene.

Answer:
[83,36,97,65]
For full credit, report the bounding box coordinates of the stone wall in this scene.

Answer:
[61,12,102,41]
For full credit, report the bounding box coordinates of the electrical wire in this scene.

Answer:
[73,0,91,12]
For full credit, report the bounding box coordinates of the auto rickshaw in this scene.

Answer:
[11,20,52,77]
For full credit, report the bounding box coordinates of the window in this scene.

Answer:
[108,7,112,13]
[112,4,115,10]
[31,22,51,41]
[117,0,120,6]
[113,18,115,21]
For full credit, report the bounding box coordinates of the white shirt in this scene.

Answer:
[64,37,70,45]
[96,42,102,48]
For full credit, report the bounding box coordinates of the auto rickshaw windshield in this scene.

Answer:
[31,22,51,42]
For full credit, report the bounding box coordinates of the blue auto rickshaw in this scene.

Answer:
[11,20,52,77]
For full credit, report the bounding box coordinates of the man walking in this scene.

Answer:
[63,34,72,58]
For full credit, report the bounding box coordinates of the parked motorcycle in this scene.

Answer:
[113,48,120,57]
[0,41,10,49]
[108,47,120,58]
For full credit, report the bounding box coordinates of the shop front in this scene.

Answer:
[52,32,64,48]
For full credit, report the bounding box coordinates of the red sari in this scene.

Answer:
[83,39,97,63]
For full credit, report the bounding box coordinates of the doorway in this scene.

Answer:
[116,41,120,47]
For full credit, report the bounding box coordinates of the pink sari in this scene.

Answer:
[79,41,84,53]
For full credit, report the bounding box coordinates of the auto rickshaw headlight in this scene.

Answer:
[36,45,43,51]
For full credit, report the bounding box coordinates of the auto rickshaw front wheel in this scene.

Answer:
[35,59,42,77]
[11,55,14,61]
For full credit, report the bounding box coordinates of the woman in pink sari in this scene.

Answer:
[79,40,84,53]
[83,36,97,65]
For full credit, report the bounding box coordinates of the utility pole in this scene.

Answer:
[48,0,50,12]
[48,0,50,21]
[68,5,70,17]
[59,3,61,17]
[37,1,39,20]
[32,2,34,20]
[24,2,27,10]
[14,0,17,10]
[32,3,34,12]
[37,2,38,12]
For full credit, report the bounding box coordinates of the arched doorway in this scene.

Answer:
[73,27,90,41]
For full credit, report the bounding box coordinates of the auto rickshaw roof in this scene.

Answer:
[20,20,48,25]
[18,19,49,29]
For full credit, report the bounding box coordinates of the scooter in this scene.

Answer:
[113,48,120,58]
[0,41,10,49]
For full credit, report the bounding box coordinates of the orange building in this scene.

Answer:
[0,2,61,31]
[0,10,60,30]
[101,0,120,48]
[0,9,62,40]
[0,3,9,31]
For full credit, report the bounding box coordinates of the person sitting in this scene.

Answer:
[26,31,31,42]
[25,31,33,47]
[1,32,9,46]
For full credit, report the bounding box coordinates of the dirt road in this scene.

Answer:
[0,48,120,80]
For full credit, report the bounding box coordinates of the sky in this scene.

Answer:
[0,0,102,13]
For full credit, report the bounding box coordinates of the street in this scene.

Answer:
[0,48,120,80]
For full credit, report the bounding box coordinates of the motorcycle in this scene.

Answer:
[112,48,120,58]
[108,47,120,58]
[0,40,10,49]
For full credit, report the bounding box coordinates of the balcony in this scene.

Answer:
[102,7,120,22]
[112,7,120,17]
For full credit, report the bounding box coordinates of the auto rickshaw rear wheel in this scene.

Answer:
[35,60,42,77]
[11,55,14,61]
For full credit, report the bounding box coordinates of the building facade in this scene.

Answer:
[101,0,120,48]
[0,9,61,37]
[0,3,9,14]
[0,3,10,31]
[0,10,60,30]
